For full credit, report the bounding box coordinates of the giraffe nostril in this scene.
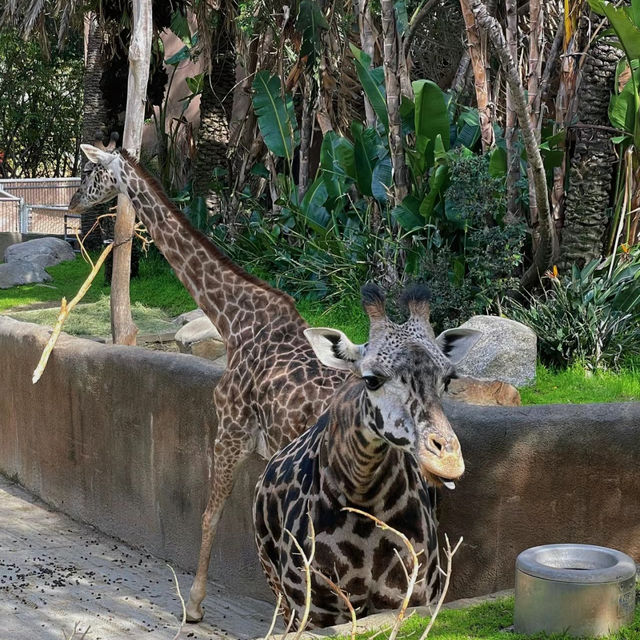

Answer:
[427,434,444,456]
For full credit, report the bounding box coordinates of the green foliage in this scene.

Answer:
[252,71,300,160]
[0,27,83,178]
[509,248,640,370]
[520,363,640,405]
[416,152,525,331]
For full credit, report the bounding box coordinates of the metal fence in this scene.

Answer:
[0,178,81,235]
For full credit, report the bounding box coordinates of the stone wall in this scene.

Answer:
[1,316,638,604]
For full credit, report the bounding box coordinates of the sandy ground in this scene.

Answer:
[0,475,277,640]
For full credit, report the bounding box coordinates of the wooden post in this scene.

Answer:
[110,0,152,345]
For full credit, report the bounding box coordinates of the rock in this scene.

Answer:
[0,260,52,289]
[174,315,225,361]
[4,237,75,269]
[446,376,521,406]
[446,315,536,387]
[173,308,205,326]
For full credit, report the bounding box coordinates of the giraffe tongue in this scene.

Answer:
[440,479,456,490]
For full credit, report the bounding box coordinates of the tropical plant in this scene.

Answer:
[509,247,640,370]
[588,0,640,250]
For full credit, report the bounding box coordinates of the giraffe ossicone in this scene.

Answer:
[69,145,349,623]
[254,283,481,628]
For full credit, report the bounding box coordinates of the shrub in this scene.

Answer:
[418,152,525,331]
[508,248,640,370]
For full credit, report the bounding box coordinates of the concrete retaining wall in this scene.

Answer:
[1,316,638,603]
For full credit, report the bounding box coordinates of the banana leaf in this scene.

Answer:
[252,71,299,160]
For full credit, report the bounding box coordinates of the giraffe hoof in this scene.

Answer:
[185,601,204,623]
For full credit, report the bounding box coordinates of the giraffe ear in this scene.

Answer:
[81,144,116,166]
[436,328,482,365]
[304,328,364,372]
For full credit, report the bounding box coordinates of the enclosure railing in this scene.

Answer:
[0,178,81,235]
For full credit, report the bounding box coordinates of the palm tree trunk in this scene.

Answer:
[460,0,494,152]
[192,30,235,220]
[559,42,621,269]
[80,13,109,251]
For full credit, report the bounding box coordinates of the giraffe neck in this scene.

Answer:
[118,151,303,350]
[323,382,395,504]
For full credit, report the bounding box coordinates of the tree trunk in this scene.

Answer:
[110,0,152,346]
[381,0,409,204]
[192,30,235,219]
[80,14,109,251]
[358,0,377,129]
[505,0,520,222]
[525,0,544,237]
[460,0,494,152]
[466,0,554,288]
[559,42,621,269]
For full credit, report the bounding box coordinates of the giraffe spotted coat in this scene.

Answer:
[69,143,349,622]
[254,285,480,628]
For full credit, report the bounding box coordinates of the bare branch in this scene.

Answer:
[417,535,463,640]
[265,593,284,640]
[167,564,187,640]
[342,507,420,640]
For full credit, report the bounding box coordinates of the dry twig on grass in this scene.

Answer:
[31,219,149,384]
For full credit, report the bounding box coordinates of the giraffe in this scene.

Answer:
[68,141,349,622]
[253,284,480,628]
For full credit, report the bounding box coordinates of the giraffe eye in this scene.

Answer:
[363,375,385,391]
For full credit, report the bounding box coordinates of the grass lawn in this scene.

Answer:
[345,594,640,640]
[2,253,639,404]
[0,251,196,316]
[520,363,640,405]
[8,297,177,337]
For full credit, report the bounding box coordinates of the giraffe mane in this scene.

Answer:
[119,149,298,307]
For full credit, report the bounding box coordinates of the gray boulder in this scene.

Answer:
[173,308,205,326]
[443,315,536,387]
[4,237,75,269]
[175,315,225,361]
[0,260,52,289]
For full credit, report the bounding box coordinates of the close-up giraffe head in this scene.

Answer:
[304,283,481,487]
[68,137,124,213]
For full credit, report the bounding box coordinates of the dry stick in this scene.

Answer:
[417,534,463,640]
[264,593,284,640]
[167,564,187,640]
[310,568,357,640]
[343,508,420,640]
[32,240,114,384]
[285,518,316,640]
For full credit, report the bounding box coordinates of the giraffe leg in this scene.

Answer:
[185,420,255,622]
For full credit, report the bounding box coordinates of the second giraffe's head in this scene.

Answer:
[305,283,481,488]
[69,136,125,213]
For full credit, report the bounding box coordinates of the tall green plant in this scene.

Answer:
[509,247,640,370]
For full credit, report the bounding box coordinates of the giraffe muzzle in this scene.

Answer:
[416,431,465,487]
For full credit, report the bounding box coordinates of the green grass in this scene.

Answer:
[520,363,640,405]
[8,297,177,337]
[0,252,196,316]
[337,595,639,640]
[298,297,369,343]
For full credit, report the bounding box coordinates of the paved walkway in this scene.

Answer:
[0,476,277,640]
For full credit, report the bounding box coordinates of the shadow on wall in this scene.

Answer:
[0,315,638,603]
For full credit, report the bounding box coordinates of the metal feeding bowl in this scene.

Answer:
[514,544,637,637]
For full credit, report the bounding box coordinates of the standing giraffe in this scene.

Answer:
[68,142,349,622]
[254,284,480,628]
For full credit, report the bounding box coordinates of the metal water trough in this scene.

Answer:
[514,544,636,637]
